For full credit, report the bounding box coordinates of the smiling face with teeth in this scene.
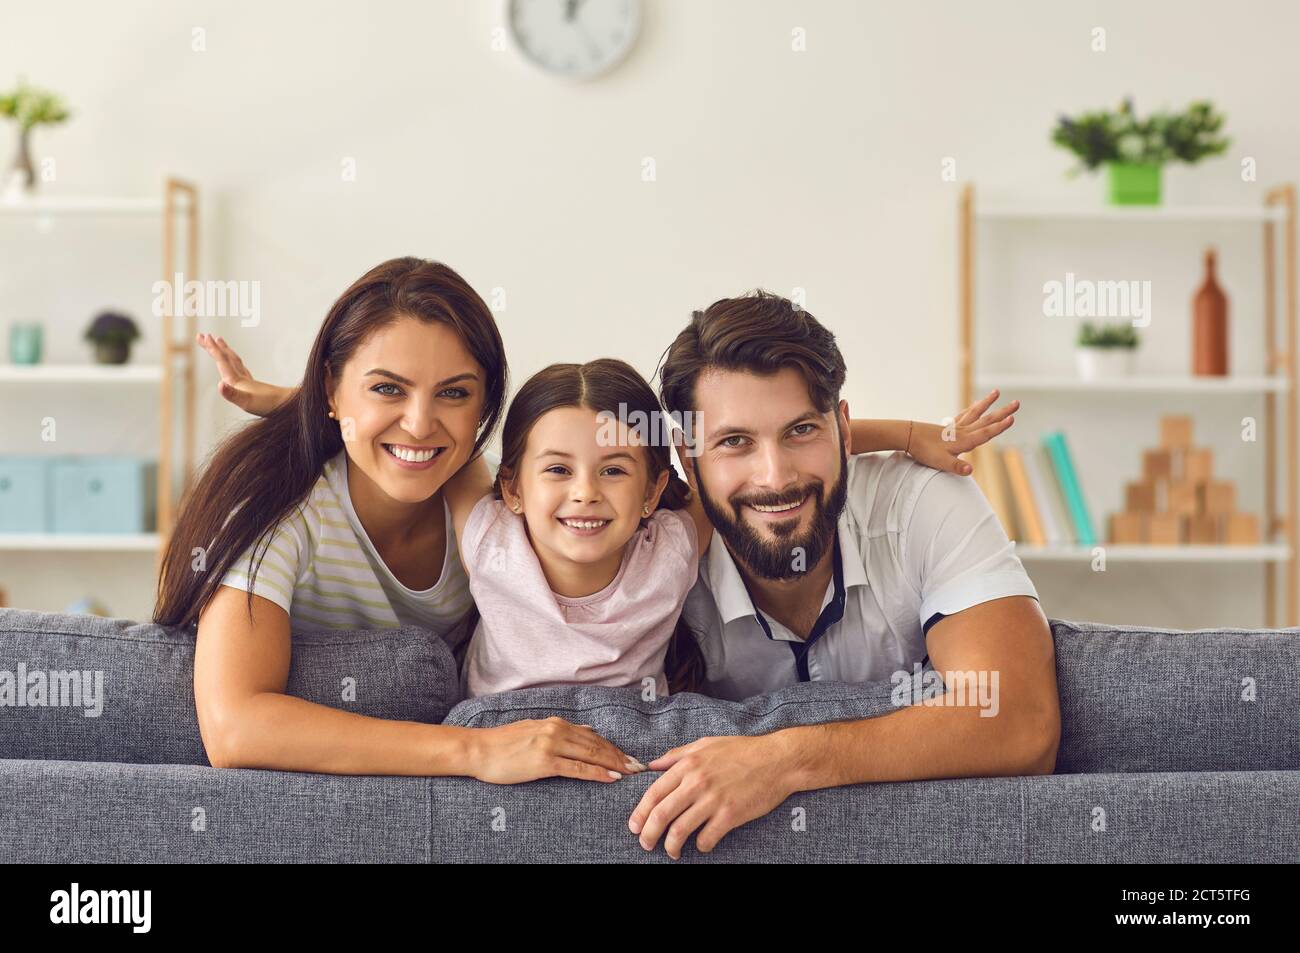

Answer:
[500,405,669,595]
[684,365,851,582]
[326,316,486,515]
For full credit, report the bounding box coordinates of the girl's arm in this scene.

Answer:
[197,332,297,417]
[849,389,1020,476]
[195,585,638,782]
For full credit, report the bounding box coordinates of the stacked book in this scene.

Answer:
[971,431,1095,546]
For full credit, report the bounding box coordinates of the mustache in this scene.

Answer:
[733,485,820,509]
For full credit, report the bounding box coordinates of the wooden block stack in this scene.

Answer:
[1107,414,1261,545]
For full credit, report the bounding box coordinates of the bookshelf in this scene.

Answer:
[0,179,200,589]
[959,184,1298,626]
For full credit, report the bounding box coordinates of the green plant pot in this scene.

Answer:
[1107,162,1162,205]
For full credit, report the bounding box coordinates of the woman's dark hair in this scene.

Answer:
[493,359,708,695]
[153,257,508,629]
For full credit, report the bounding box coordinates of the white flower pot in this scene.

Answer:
[1076,347,1136,380]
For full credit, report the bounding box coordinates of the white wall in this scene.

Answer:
[1,0,1297,627]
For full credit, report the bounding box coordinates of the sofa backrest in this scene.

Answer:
[2,609,1296,774]
[1049,617,1299,772]
[0,608,461,765]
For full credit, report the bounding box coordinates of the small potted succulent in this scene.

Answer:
[84,311,141,365]
[0,80,71,199]
[1051,98,1229,205]
[1076,321,1139,379]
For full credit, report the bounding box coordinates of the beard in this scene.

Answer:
[695,440,849,582]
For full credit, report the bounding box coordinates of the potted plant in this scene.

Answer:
[1051,98,1229,205]
[84,311,141,365]
[1076,321,1139,379]
[0,80,71,199]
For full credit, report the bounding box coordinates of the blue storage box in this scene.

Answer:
[50,457,157,534]
[0,457,50,533]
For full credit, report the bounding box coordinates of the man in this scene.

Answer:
[629,290,1061,858]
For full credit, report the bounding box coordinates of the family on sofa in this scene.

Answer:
[148,256,1059,859]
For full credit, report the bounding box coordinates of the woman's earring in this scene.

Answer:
[643,505,651,516]
[328,411,336,419]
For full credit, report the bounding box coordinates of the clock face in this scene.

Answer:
[507,0,641,79]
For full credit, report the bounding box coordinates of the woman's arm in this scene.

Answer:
[195,585,638,782]
[197,333,297,417]
[848,389,1020,476]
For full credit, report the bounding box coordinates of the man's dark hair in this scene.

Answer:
[656,290,848,425]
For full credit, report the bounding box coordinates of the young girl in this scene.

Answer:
[443,359,710,698]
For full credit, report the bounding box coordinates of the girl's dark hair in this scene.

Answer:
[153,257,508,629]
[494,359,708,695]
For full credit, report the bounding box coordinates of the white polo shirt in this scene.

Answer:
[681,450,1039,700]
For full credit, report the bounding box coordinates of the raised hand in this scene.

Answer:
[196,332,295,418]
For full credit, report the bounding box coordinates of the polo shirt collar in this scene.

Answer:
[704,506,869,626]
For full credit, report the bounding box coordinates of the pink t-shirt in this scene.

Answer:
[459,495,699,698]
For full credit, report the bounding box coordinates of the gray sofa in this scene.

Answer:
[1,607,1296,863]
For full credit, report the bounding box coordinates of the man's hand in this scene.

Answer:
[628,733,802,859]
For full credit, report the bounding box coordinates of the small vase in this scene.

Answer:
[1107,162,1161,206]
[4,126,36,198]
[1192,248,1229,376]
[93,339,130,365]
[1076,346,1135,380]
[8,322,43,364]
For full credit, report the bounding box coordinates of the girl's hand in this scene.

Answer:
[196,332,296,418]
[469,717,647,785]
[906,389,1019,476]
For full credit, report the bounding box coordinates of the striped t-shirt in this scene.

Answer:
[220,447,488,651]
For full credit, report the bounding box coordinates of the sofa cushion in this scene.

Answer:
[0,609,461,765]
[1049,617,1300,773]
[443,678,909,767]
[446,617,1300,775]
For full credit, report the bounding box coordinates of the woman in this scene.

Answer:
[154,257,641,784]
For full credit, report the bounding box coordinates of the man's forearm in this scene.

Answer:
[770,698,1053,792]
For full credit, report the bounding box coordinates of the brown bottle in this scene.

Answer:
[1192,247,1229,376]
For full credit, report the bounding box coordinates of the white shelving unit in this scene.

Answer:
[0,533,162,552]
[959,184,1298,626]
[0,182,199,598]
[974,373,1289,394]
[0,364,163,383]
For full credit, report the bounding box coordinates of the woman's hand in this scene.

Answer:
[196,332,296,418]
[468,716,646,785]
[906,388,1019,476]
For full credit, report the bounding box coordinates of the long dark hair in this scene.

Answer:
[493,359,708,695]
[153,257,508,629]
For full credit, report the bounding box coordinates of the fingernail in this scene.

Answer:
[629,819,642,834]
[607,770,623,780]
[625,759,647,773]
